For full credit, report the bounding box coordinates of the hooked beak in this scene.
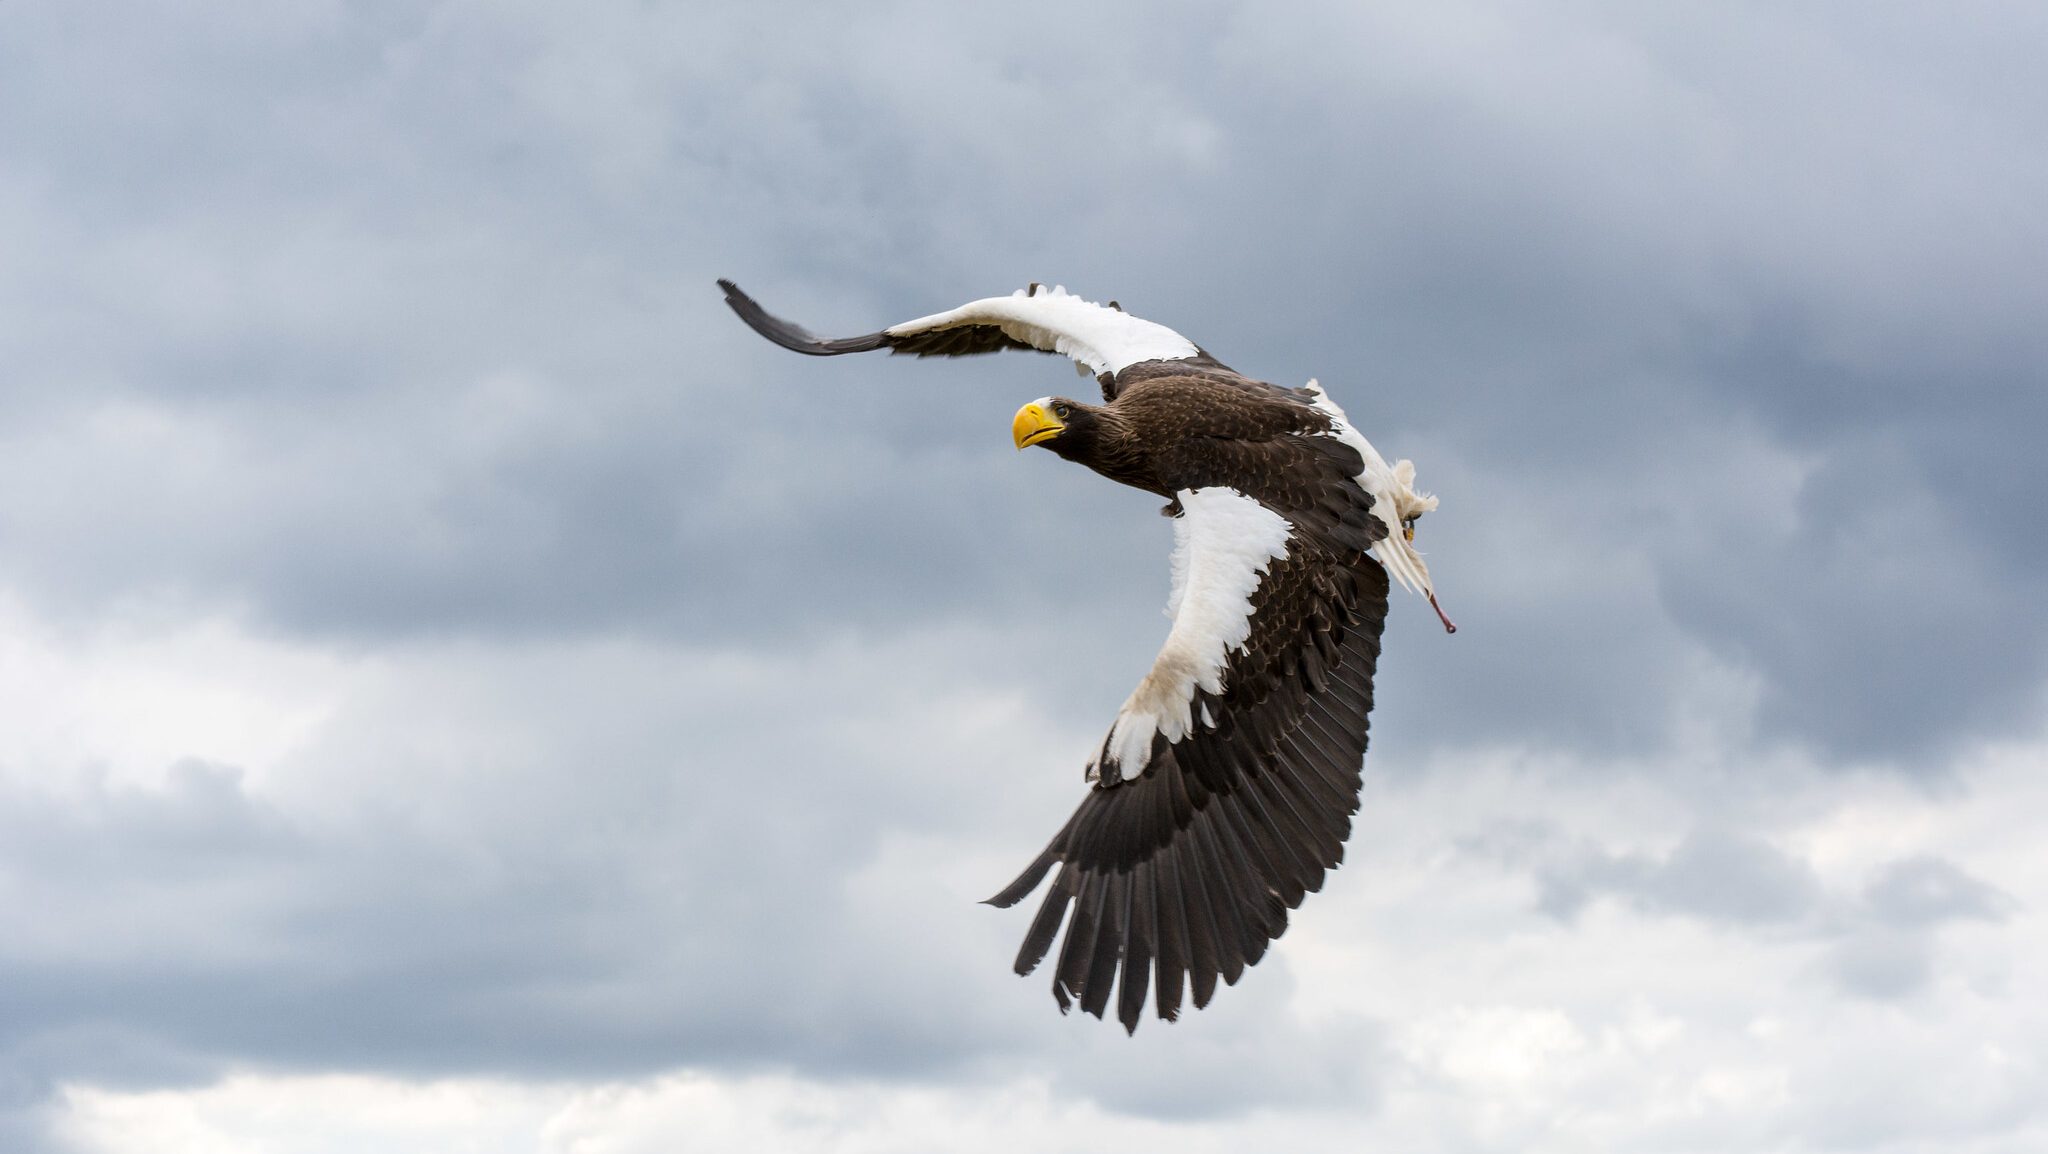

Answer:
[1012,402,1064,449]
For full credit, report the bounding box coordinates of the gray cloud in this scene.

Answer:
[1514,826,1824,926]
[1472,815,2016,1004]
[1862,855,2017,929]
[1825,928,1938,1002]
[3,0,2043,769]
[1823,855,2015,1002]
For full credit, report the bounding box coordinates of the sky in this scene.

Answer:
[3,1,2046,1150]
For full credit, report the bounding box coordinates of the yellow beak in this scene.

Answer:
[1012,402,1065,449]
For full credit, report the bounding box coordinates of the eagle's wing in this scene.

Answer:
[719,279,1219,382]
[987,451,1392,1033]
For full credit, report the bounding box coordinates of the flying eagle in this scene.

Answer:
[718,279,1453,1033]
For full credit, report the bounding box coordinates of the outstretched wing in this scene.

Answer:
[986,479,1391,1033]
[719,279,1217,382]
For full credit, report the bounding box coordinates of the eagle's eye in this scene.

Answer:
[1054,402,1072,418]
[1402,516,1418,542]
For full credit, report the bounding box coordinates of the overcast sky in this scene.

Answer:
[3,2,2046,1151]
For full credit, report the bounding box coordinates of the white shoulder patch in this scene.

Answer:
[1303,379,1440,598]
[885,284,1200,377]
[1091,487,1292,782]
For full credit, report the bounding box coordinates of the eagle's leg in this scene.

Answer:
[1160,496,1184,518]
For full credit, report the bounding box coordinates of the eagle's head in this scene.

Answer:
[1011,396,1112,462]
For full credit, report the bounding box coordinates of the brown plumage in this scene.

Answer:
[1027,381,1386,555]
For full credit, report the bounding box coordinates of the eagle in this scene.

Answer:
[718,279,1454,1033]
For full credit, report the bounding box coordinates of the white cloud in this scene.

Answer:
[33,706,2048,1152]
[0,595,359,790]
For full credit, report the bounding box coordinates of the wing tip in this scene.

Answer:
[984,847,1060,909]
[716,278,888,356]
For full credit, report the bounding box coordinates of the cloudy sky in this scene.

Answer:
[4,2,2046,1150]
